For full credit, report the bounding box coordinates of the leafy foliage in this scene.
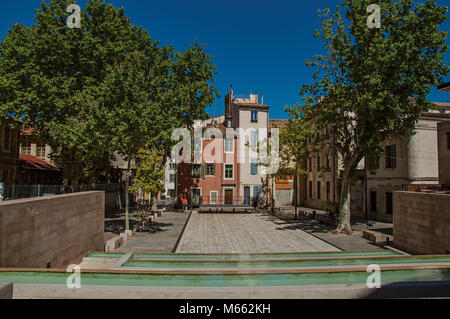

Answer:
[289,0,448,233]
[0,0,218,183]
[129,148,164,196]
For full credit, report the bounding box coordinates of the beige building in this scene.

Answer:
[366,104,450,222]
[225,87,269,203]
[437,120,450,187]
[19,128,53,163]
[296,101,450,222]
[298,131,365,217]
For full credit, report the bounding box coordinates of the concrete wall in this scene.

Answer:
[366,120,441,222]
[275,189,293,207]
[394,191,450,255]
[0,282,13,299]
[407,119,440,183]
[0,191,104,268]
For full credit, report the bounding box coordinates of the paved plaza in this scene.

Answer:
[115,211,190,253]
[175,212,340,253]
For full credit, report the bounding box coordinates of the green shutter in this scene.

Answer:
[200,164,206,178]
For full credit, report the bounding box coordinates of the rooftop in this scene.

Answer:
[437,82,450,92]
[19,154,59,171]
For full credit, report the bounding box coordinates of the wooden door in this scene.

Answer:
[225,190,233,205]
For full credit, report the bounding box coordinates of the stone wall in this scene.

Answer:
[0,191,104,268]
[394,191,450,255]
[105,190,124,213]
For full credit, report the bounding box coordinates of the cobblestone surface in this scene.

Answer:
[176,212,340,253]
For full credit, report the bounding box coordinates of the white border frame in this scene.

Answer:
[210,191,218,204]
[224,164,234,180]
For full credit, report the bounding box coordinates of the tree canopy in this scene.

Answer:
[0,0,218,183]
[287,0,448,233]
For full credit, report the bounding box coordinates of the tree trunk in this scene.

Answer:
[294,168,298,220]
[124,160,131,232]
[333,153,363,235]
[334,170,352,234]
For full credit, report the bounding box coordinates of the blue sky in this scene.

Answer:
[0,0,449,119]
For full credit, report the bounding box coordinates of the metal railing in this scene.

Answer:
[1,183,125,201]
[190,196,261,208]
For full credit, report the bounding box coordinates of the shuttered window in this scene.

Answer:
[385,145,396,169]
[206,163,215,176]
[250,158,258,175]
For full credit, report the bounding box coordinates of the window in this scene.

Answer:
[317,181,321,200]
[440,108,446,114]
[370,191,377,212]
[189,164,202,178]
[309,181,313,199]
[326,182,330,201]
[368,155,380,171]
[169,174,176,183]
[385,145,396,169]
[206,163,215,176]
[447,132,450,150]
[251,110,258,123]
[36,143,46,159]
[225,164,234,179]
[225,137,234,153]
[21,141,32,155]
[3,126,10,151]
[326,156,330,169]
[386,192,393,214]
[317,156,321,172]
[250,158,258,175]
[210,191,218,204]
[250,130,258,147]
[169,163,177,170]
[308,158,312,172]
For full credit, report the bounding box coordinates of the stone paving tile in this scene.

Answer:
[116,211,190,253]
[176,213,340,253]
[272,210,387,251]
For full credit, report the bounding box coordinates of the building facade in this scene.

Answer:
[366,105,450,222]
[17,154,62,185]
[437,120,450,188]
[174,87,274,207]
[0,118,20,187]
[19,128,53,164]
[176,122,240,207]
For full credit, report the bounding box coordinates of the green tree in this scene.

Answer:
[0,0,157,182]
[0,0,218,187]
[291,0,448,234]
[129,148,165,203]
[83,42,217,230]
[276,116,318,218]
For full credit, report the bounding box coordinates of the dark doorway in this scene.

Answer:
[244,187,250,205]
